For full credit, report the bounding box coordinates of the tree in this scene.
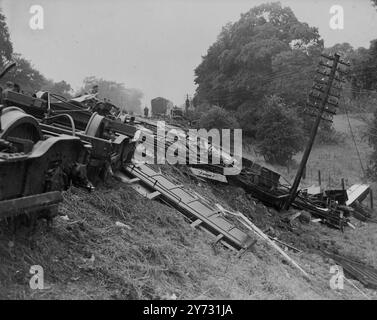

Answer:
[0,11,13,66]
[325,42,354,57]
[235,99,263,137]
[363,40,377,90]
[41,79,72,98]
[194,2,323,112]
[1,10,50,94]
[336,40,377,99]
[78,76,143,114]
[255,95,305,165]
[324,42,376,99]
[198,106,240,130]
[269,48,318,107]
[2,54,46,93]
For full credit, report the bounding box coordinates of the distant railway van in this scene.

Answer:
[151,97,173,117]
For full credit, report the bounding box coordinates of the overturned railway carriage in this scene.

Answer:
[0,107,90,221]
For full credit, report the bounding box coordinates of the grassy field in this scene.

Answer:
[1,113,377,300]
[296,114,372,187]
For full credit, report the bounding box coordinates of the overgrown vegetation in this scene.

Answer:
[198,106,239,130]
[255,95,304,165]
[194,2,322,110]
[192,2,377,166]
[76,76,144,114]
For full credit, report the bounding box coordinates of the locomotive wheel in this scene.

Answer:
[84,112,106,138]
[121,141,136,165]
[0,107,42,143]
[0,107,57,228]
[84,113,113,184]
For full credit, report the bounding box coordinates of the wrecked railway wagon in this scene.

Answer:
[0,61,89,222]
[1,90,138,183]
[0,106,91,222]
[2,90,136,137]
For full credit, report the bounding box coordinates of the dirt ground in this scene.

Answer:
[1,114,377,300]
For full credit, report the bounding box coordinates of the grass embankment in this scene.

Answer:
[0,174,374,300]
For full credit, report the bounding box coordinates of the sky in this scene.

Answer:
[1,0,376,108]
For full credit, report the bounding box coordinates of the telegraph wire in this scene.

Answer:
[341,95,366,176]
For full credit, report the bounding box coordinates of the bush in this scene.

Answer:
[341,96,377,114]
[255,95,305,165]
[195,102,212,115]
[198,106,240,130]
[236,101,263,138]
[315,126,346,145]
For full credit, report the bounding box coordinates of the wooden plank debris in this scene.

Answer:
[189,167,228,183]
[216,204,309,278]
[346,184,370,206]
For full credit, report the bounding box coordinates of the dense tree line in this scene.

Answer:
[0,11,66,95]
[194,2,322,111]
[0,11,12,63]
[194,2,377,165]
[77,76,143,114]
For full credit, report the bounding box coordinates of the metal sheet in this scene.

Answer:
[124,164,252,251]
[346,184,370,206]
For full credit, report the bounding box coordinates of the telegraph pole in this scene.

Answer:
[284,53,348,210]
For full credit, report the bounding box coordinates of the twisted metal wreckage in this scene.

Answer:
[1,53,377,288]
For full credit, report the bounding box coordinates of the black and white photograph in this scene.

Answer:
[1,0,377,306]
